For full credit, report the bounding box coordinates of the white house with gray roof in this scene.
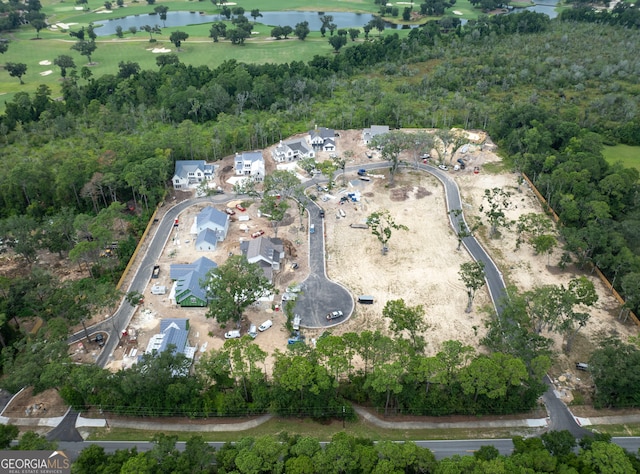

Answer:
[240,237,284,282]
[172,160,214,190]
[194,207,229,241]
[271,138,315,163]
[234,151,265,181]
[362,125,390,145]
[309,127,336,152]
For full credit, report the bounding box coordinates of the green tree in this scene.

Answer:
[0,423,18,448]
[53,54,76,79]
[328,34,347,52]
[154,5,169,26]
[480,187,513,238]
[367,360,404,415]
[250,8,262,22]
[259,194,289,238]
[370,130,412,185]
[209,22,227,42]
[205,255,274,327]
[382,299,429,351]
[272,351,331,404]
[579,441,635,473]
[459,261,486,313]
[170,30,189,50]
[5,62,27,84]
[348,28,360,41]
[294,21,310,40]
[71,40,97,65]
[366,209,408,254]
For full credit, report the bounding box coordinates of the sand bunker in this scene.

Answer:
[453,10,463,15]
[40,70,53,76]
[151,48,172,53]
[38,60,51,66]
[97,10,113,13]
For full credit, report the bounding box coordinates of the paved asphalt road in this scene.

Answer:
[59,161,591,444]
[292,197,354,328]
[56,437,640,462]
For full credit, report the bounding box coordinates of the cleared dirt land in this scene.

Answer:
[1,129,629,422]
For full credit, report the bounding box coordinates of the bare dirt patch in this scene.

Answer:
[2,387,67,418]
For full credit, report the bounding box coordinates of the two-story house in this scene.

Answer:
[234,151,265,182]
[172,160,214,190]
[271,138,315,163]
[170,256,218,307]
[309,127,336,152]
[362,125,390,145]
[240,236,284,283]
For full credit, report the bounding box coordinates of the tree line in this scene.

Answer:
[2,423,638,473]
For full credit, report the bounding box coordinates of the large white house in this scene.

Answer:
[172,160,214,190]
[271,138,315,162]
[234,151,265,182]
[194,207,230,241]
[309,127,336,152]
[362,125,390,145]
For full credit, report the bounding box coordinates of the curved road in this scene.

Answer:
[66,160,585,441]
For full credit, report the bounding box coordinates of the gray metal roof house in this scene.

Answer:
[170,257,217,307]
[195,207,229,240]
[195,228,219,252]
[362,125,390,145]
[172,160,214,190]
[240,237,284,282]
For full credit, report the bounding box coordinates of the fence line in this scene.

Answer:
[116,207,160,291]
[521,173,639,327]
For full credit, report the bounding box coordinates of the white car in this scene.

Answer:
[224,330,241,339]
[438,164,449,171]
[326,310,344,321]
[258,320,273,332]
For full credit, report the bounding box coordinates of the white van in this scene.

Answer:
[248,325,257,339]
[258,320,273,332]
[224,330,241,339]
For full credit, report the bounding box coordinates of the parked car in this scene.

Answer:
[225,330,241,339]
[251,230,265,238]
[225,208,236,215]
[319,209,325,218]
[326,310,344,320]
[94,333,105,347]
[259,320,273,332]
[236,203,246,212]
[310,224,315,234]
[248,325,257,339]
[438,164,449,171]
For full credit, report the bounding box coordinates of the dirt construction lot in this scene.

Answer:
[100,129,637,403]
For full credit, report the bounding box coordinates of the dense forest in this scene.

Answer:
[1,10,640,415]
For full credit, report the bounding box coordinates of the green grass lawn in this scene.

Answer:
[2,0,428,108]
[603,144,640,172]
[86,415,545,442]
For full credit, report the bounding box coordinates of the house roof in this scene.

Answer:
[309,127,335,140]
[237,151,264,163]
[285,138,312,154]
[197,207,228,229]
[174,160,214,179]
[175,270,208,304]
[170,256,217,281]
[195,228,219,248]
[241,236,284,263]
[157,319,189,355]
[363,125,390,141]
